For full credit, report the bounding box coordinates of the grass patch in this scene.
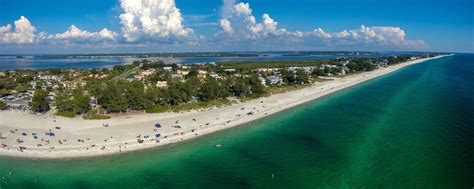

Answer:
[266,84,308,95]
[146,99,234,113]
[146,105,170,113]
[56,111,77,118]
[83,109,111,120]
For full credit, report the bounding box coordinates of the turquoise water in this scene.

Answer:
[0,54,473,188]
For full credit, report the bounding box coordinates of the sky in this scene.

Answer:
[0,0,473,54]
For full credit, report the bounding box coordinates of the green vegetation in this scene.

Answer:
[55,87,91,117]
[219,59,333,70]
[0,100,6,110]
[347,61,376,72]
[0,89,9,96]
[83,109,111,120]
[147,99,233,113]
[30,89,50,113]
[56,111,77,118]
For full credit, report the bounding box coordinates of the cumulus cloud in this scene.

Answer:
[216,1,426,50]
[308,25,426,48]
[119,0,194,43]
[217,2,286,40]
[0,16,37,44]
[49,25,117,43]
[219,18,233,33]
[0,16,118,47]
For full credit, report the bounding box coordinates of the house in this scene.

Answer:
[197,70,208,79]
[134,74,144,81]
[171,74,184,80]
[62,80,86,90]
[265,75,282,85]
[224,69,236,73]
[163,67,173,72]
[288,67,313,73]
[259,77,267,87]
[209,73,222,80]
[177,70,190,76]
[142,70,155,76]
[38,75,62,81]
[257,68,279,73]
[156,81,168,88]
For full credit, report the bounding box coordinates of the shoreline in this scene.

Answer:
[0,55,450,160]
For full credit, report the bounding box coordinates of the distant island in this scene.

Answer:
[0,52,449,158]
[19,51,387,59]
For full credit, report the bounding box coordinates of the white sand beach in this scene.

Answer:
[0,55,449,159]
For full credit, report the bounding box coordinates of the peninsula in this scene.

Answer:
[0,54,449,159]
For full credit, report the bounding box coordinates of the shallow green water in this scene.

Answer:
[1,54,473,188]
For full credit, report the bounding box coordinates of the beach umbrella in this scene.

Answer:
[155,134,161,138]
[155,124,161,128]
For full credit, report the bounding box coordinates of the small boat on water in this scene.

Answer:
[215,144,222,148]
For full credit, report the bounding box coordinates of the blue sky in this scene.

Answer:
[0,0,473,53]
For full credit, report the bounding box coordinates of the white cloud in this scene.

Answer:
[220,18,233,33]
[308,25,426,48]
[216,1,426,50]
[233,2,253,16]
[0,16,37,44]
[119,0,194,43]
[49,25,117,43]
[218,3,286,39]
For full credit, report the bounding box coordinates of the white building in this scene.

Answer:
[156,81,168,88]
[265,75,283,85]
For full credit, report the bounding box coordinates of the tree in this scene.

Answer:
[0,100,6,110]
[232,77,249,96]
[15,84,29,93]
[312,68,325,76]
[99,82,128,113]
[71,87,91,114]
[200,78,229,101]
[16,75,34,84]
[123,80,152,110]
[142,61,165,70]
[249,74,265,96]
[184,76,200,97]
[347,62,376,72]
[30,89,50,112]
[47,68,62,75]
[295,70,310,84]
[0,89,9,96]
[55,92,75,114]
[85,78,103,97]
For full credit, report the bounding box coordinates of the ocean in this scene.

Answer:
[0,54,472,188]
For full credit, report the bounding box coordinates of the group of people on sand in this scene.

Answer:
[1,103,269,155]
